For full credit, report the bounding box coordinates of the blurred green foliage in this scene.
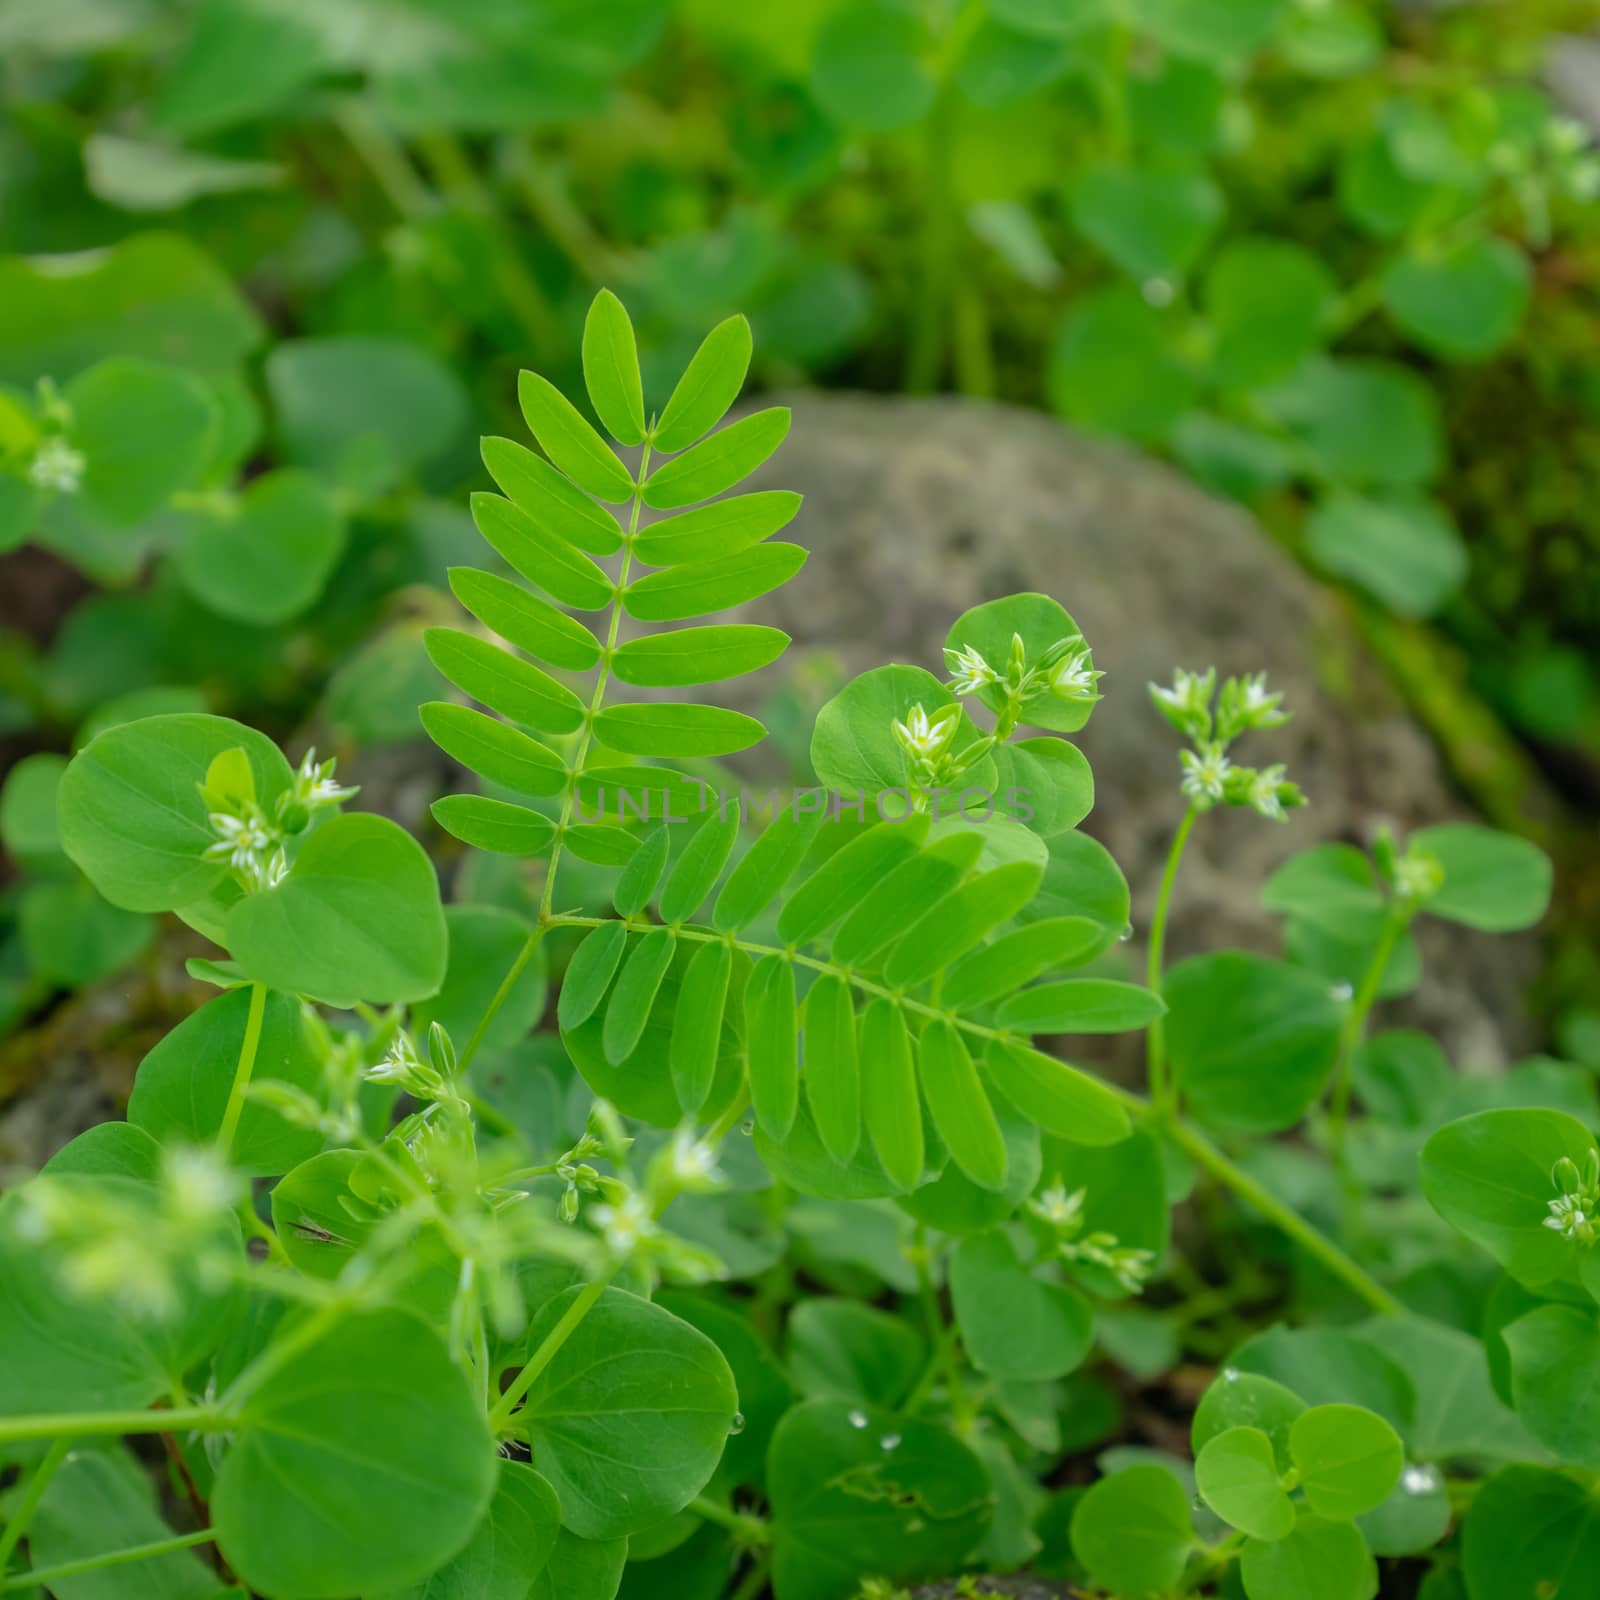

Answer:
[0,0,1598,1031]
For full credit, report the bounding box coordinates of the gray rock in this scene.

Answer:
[739,392,1537,1064]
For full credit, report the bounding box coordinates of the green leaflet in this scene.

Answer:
[831,831,983,966]
[633,490,801,566]
[610,624,790,687]
[1290,1403,1405,1520]
[805,972,861,1163]
[919,1019,1007,1190]
[471,492,614,611]
[642,407,790,509]
[614,825,670,916]
[424,627,585,734]
[603,926,676,1065]
[516,369,634,503]
[660,802,742,922]
[983,1038,1130,1145]
[995,977,1165,1035]
[777,814,931,946]
[480,436,622,555]
[431,794,556,856]
[448,567,602,671]
[581,287,646,447]
[1503,1305,1600,1467]
[1411,822,1552,932]
[652,313,753,453]
[1237,1512,1377,1600]
[671,939,732,1112]
[558,921,629,1030]
[943,916,1104,1011]
[950,1228,1093,1382]
[745,953,799,1139]
[1196,1426,1296,1541]
[883,860,1042,989]
[713,804,829,932]
[623,542,808,621]
[860,997,924,1192]
[420,702,567,797]
[593,702,765,758]
[1070,1465,1193,1598]
[563,823,639,866]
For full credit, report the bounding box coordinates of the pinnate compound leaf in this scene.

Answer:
[214,1310,496,1598]
[594,702,765,759]
[129,984,322,1176]
[768,1402,992,1600]
[633,490,800,566]
[559,921,630,1031]
[746,953,800,1140]
[660,802,742,922]
[425,627,585,733]
[517,1286,738,1540]
[1196,1426,1295,1540]
[1070,1464,1192,1597]
[431,794,556,856]
[778,813,931,946]
[420,702,567,797]
[480,436,621,555]
[448,567,602,672]
[652,313,753,454]
[226,814,447,1007]
[832,831,983,967]
[804,973,861,1163]
[713,805,828,932]
[59,712,293,913]
[516,370,633,503]
[884,860,1042,989]
[611,624,789,687]
[581,287,646,447]
[1238,1512,1377,1600]
[471,492,613,611]
[1290,1404,1405,1520]
[983,1038,1130,1146]
[919,1019,1007,1191]
[944,916,1103,1011]
[860,997,924,1192]
[951,1229,1092,1381]
[624,542,807,621]
[642,408,791,510]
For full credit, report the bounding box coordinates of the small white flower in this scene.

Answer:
[28,437,85,494]
[205,811,275,872]
[670,1129,725,1190]
[1544,1193,1590,1240]
[293,747,357,810]
[591,1191,656,1258]
[1248,764,1287,821]
[1393,851,1443,903]
[891,703,957,770]
[1049,649,1103,704]
[944,643,998,697]
[1030,1183,1086,1230]
[1180,743,1231,802]
[164,1147,238,1221]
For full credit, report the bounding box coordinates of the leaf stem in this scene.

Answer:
[1325,905,1410,1159]
[489,1270,614,1432]
[689,1495,769,1545]
[217,979,267,1160]
[0,1407,225,1446]
[0,1528,217,1591]
[0,1435,70,1573]
[1146,804,1198,1112]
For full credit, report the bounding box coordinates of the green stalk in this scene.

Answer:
[1325,905,1410,1161]
[0,1436,70,1574]
[216,980,267,1160]
[0,1408,224,1447]
[0,1528,217,1592]
[688,1495,769,1545]
[1145,804,1198,1112]
[905,84,956,395]
[489,1271,614,1432]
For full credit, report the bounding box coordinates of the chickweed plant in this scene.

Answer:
[0,294,1577,1600]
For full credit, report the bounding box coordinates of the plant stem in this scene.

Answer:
[459,441,650,1075]
[689,1495,769,1545]
[489,1271,614,1432]
[0,1528,217,1591]
[728,1549,774,1600]
[0,1408,224,1446]
[334,102,434,221]
[0,1435,69,1573]
[1325,906,1410,1160]
[1146,804,1198,1112]
[216,980,267,1159]
[1169,1120,1403,1316]
[905,84,956,394]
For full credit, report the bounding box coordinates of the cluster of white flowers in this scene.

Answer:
[201,747,357,894]
[1544,1150,1600,1245]
[1029,1182,1155,1295]
[1152,668,1304,822]
[942,631,1103,712]
[891,701,964,786]
[1179,742,1231,803]
[28,436,86,495]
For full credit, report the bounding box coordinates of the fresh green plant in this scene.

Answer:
[0,291,1579,1600]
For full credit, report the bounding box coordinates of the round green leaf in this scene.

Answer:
[1503,1304,1600,1469]
[944,592,1099,734]
[787,1297,925,1406]
[516,1285,738,1539]
[58,712,293,913]
[1290,1404,1405,1520]
[1068,163,1225,283]
[1070,1464,1192,1596]
[1239,1512,1377,1600]
[1381,238,1532,361]
[1193,1370,1305,1471]
[1305,492,1467,618]
[1410,823,1552,932]
[225,813,448,1007]
[810,7,934,132]
[950,1228,1093,1381]
[214,1309,497,1598]
[1206,238,1336,391]
[1462,1466,1600,1600]
[1196,1425,1295,1540]
[1265,358,1441,489]
[1049,287,1196,444]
